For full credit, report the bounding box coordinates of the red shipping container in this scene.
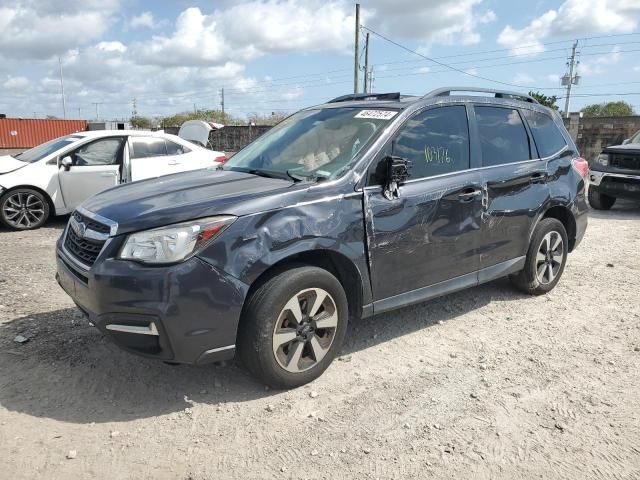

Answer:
[0,118,87,149]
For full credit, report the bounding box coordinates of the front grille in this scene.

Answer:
[64,211,109,268]
[610,154,640,171]
[72,210,110,235]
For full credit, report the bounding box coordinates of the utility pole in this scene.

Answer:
[77,107,81,118]
[362,32,370,94]
[221,87,225,120]
[58,57,67,119]
[562,41,580,118]
[132,97,138,117]
[368,68,375,93]
[92,102,102,120]
[353,3,360,94]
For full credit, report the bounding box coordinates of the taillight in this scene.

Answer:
[213,154,227,163]
[572,157,589,177]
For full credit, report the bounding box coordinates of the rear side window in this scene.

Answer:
[393,105,470,179]
[522,110,567,157]
[475,106,531,166]
[166,140,190,155]
[131,137,167,159]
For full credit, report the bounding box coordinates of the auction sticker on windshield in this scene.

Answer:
[354,110,398,120]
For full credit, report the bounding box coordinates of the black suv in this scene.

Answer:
[56,87,589,388]
[589,130,640,209]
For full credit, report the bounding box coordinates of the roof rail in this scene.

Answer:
[424,87,539,104]
[327,92,401,103]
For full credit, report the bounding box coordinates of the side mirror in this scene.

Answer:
[60,156,73,171]
[383,156,411,200]
[622,138,630,145]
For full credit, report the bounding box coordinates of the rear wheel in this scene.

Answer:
[510,218,568,295]
[0,188,50,230]
[588,187,616,210]
[237,266,348,389]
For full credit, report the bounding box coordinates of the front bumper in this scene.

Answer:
[55,235,249,365]
[589,170,640,199]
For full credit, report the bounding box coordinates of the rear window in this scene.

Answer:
[131,137,167,159]
[523,110,567,157]
[475,106,531,167]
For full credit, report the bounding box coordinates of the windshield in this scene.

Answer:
[15,135,84,163]
[223,107,398,179]
[630,131,640,144]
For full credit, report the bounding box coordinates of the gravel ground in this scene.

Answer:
[1,202,639,480]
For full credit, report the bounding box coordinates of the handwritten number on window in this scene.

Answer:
[424,146,452,164]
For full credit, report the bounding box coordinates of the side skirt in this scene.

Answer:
[364,256,525,316]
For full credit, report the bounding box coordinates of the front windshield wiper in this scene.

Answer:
[225,167,293,181]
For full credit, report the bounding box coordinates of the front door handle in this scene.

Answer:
[529,172,547,183]
[458,188,482,202]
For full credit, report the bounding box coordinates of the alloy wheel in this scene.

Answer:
[2,191,46,229]
[535,231,564,285]
[272,288,339,373]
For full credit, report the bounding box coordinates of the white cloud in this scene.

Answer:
[365,0,496,46]
[3,76,31,90]
[545,74,561,84]
[580,46,623,76]
[129,11,155,29]
[513,72,534,85]
[498,0,640,55]
[0,1,118,59]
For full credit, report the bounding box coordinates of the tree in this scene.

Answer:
[528,91,559,110]
[130,115,152,129]
[247,111,292,125]
[160,109,238,127]
[580,101,635,117]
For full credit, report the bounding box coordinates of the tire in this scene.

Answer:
[0,188,50,230]
[509,218,568,295]
[237,266,349,389]
[588,187,616,210]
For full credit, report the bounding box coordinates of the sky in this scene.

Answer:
[1,0,640,122]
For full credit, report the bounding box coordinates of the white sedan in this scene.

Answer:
[0,130,226,230]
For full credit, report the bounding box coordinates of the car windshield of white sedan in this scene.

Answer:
[15,135,84,163]
[631,131,640,144]
[223,107,398,180]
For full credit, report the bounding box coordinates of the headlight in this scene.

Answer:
[118,215,236,264]
[595,153,609,167]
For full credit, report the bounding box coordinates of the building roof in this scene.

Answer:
[0,118,88,149]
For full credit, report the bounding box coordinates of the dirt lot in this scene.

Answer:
[1,202,639,480]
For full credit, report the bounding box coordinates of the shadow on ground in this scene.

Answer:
[0,277,526,424]
[587,198,640,220]
[0,215,68,233]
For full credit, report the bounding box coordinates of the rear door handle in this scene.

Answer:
[458,188,482,202]
[529,172,547,183]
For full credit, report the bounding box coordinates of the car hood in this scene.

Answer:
[603,144,640,154]
[81,168,295,235]
[0,155,28,175]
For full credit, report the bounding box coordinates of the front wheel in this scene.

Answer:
[237,266,349,389]
[509,218,568,295]
[0,188,50,230]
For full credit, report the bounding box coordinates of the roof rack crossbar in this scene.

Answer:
[423,87,539,104]
[327,92,401,103]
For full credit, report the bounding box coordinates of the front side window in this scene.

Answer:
[522,109,567,157]
[392,105,470,180]
[14,135,84,163]
[475,106,531,166]
[131,137,168,159]
[223,107,398,180]
[73,137,124,166]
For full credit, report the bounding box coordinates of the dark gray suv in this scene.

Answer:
[56,87,589,388]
